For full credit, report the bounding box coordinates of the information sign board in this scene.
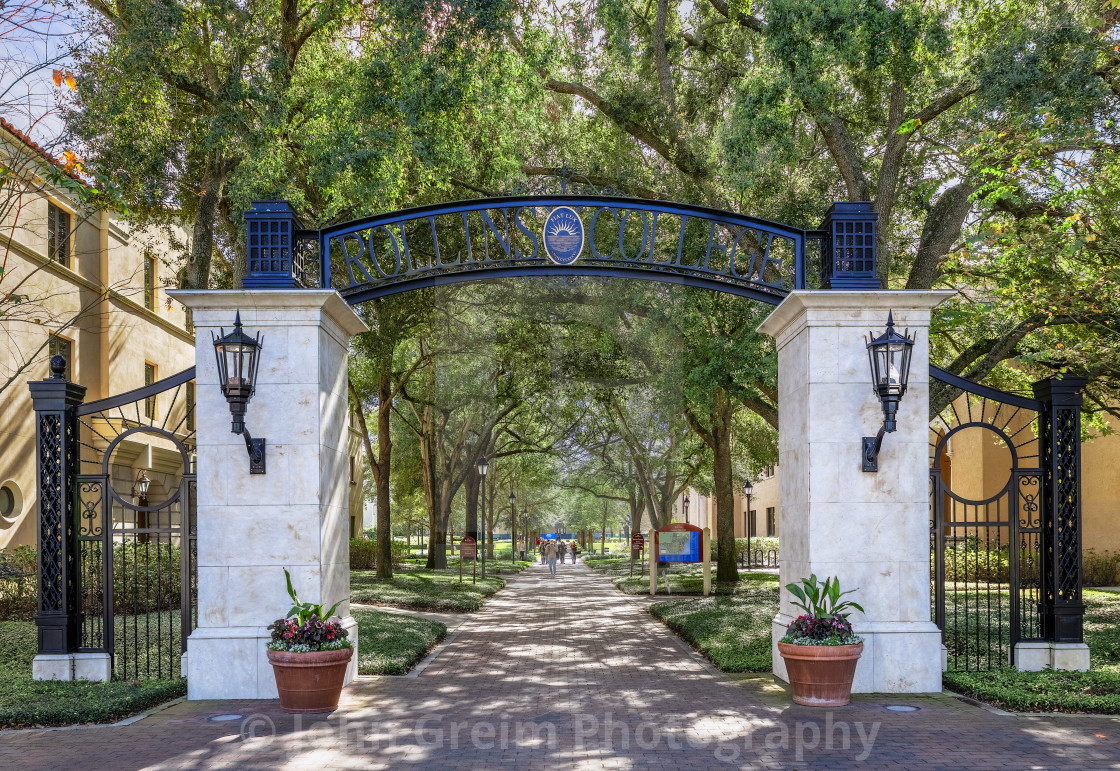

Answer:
[655,523,703,563]
[630,533,645,551]
[459,537,476,560]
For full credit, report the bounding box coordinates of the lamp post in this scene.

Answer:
[683,494,690,524]
[743,480,754,539]
[477,455,489,578]
[862,311,916,472]
[212,311,266,473]
[509,490,517,564]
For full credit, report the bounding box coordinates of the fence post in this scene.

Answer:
[28,355,86,669]
[1032,374,1087,649]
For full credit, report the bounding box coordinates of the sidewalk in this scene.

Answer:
[2,560,1118,769]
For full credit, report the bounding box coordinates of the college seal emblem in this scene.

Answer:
[543,206,584,265]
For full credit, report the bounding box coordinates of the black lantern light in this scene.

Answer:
[683,494,690,523]
[131,469,151,505]
[862,310,916,472]
[213,311,266,474]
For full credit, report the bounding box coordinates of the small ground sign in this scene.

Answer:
[459,537,476,584]
[459,537,477,560]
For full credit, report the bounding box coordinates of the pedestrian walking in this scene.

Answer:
[559,540,566,564]
[546,540,558,576]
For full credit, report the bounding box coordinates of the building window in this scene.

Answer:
[144,362,157,418]
[47,203,71,267]
[0,482,21,522]
[748,509,757,539]
[350,456,359,486]
[185,381,195,432]
[766,507,777,537]
[48,334,72,379]
[144,253,157,310]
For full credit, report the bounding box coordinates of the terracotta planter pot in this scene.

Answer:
[267,647,354,713]
[777,641,863,707]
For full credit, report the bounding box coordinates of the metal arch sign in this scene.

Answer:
[317,195,814,306]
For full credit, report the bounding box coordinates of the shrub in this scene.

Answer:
[1084,549,1120,587]
[349,538,408,570]
[0,546,37,621]
[935,537,1011,583]
[110,543,183,615]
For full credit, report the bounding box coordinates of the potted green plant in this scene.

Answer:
[776,574,864,707]
[266,568,353,714]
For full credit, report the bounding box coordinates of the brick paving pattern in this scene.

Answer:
[2,560,1119,769]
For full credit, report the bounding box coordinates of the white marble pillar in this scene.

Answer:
[758,290,952,693]
[169,290,368,700]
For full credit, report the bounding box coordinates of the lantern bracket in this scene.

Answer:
[862,425,889,472]
[243,427,267,474]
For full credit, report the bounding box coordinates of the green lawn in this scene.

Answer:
[0,621,187,730]
[352,608,446,675]
[942,588,1120,713]
[351,560,532,612]
[639,576,1120,714]
[650,587,779,672]
[582,556,779,595]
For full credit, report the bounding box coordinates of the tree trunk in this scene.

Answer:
[464,467,480,540]
[184,153,229,289]
[712,391,739,583]
[375,367,393,579]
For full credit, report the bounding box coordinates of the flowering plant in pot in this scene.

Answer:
[777,574,864,707]
[265,568,353,713]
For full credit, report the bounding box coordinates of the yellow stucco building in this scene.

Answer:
[0,118,196,550]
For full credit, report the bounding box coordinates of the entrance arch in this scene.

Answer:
[176,194,951,698]
[18,190,953,698]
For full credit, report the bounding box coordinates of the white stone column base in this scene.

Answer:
[1015,641,1090,672]
[188,616,359,700]
[33,654,75,681]
[772,614,943,693]
[73,652,112,681]
[32,652,111,682]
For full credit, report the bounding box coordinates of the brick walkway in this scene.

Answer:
[3,561,1119,769]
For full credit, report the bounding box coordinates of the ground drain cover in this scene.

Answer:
[209,714,245,722]
[885,705,919,712]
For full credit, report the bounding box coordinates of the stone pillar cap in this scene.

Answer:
[168,289,369,337]
[757,289,954,337]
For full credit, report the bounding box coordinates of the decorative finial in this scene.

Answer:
[886,310,895,328]
[49,355,66,379]
[234,310,242,328]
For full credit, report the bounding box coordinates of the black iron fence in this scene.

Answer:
[32,359,197,680]
[929,366,1083,671]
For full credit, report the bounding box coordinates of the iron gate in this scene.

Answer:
[929,367,1085,671]
[32,360,197,681]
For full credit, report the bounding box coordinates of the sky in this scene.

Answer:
[0,1,85,147]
